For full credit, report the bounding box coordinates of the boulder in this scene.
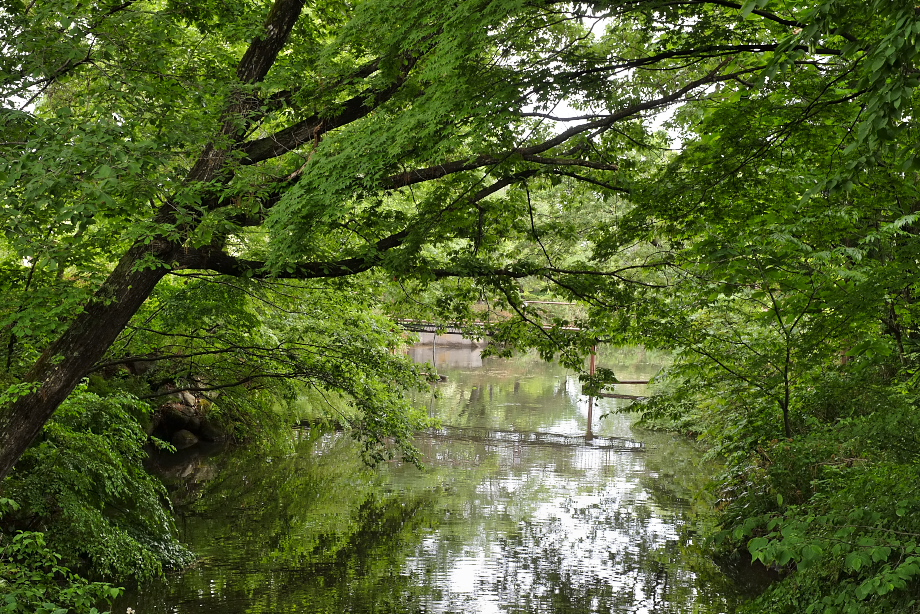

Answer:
[171,429,199,450]
[159,403,196,432]
[198,419,226,443]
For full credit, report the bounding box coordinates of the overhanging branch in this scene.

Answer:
[385,67,730,189]
[239,58,416,164]
[239,83,400,164]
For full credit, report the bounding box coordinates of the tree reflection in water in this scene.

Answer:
[122,351,742,613]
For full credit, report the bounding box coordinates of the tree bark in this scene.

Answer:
[0,242,175,481]
[0,0,307,483]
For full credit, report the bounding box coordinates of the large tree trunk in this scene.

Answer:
[0,0,306,482]
[0,242,175,481]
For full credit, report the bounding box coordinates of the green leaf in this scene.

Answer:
[749,536,769,553]
[801,544,822,562]
[846,552,863,571]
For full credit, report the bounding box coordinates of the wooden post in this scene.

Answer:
[587,344,597,440]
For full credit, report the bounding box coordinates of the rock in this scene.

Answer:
[160,403,202,430]
[171,429,199,450]
[160,403,195,432]
[179,391,197,406]
[128,360,154,375]
[198,419,226,442]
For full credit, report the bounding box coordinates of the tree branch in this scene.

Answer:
[548,169,630,193]
[173,228,411,278]
[239,69,411,164]
[385,68,729,188]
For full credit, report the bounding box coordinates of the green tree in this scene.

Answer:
[3,0,920,608]
[608,1,920,611]
[0,0,767,479]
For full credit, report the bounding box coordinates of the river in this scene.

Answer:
[122,345,745,613]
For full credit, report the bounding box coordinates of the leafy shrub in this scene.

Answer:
[635,346,920,613]
[3,387,193,580]
[740,462,920,614]
[0,499,122,614]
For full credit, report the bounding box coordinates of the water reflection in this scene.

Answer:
[122,350,740,613]
[406,337,485,369]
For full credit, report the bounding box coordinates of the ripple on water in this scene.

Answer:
[120,351,741,614]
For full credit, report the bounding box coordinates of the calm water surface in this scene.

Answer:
[124,347,742,613]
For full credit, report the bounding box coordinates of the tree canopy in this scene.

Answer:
[3,0,920,610]
[0,0,757,476]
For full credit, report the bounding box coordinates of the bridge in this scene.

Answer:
[395,319,483,336]
[399,316,652,440]
[396,301,583,336]
[395,318,584,336]
[399,318,649,394]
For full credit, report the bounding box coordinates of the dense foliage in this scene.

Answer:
[2,388,192,580]
[610,1,920,611]
[1,499,122,613]
[2,0,920,611]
